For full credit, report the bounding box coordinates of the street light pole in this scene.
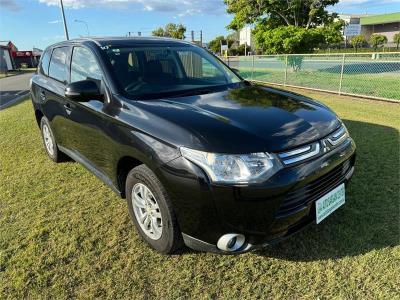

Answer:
[59,0,69,40]
[74,19,90,36]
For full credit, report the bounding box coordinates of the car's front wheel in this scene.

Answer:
[126,164,182,254]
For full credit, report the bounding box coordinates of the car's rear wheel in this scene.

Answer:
[126,164,182,254]
[40,117,66,163]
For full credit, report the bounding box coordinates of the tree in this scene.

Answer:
[208,36,226,53]
[152,23,186,39]
[369,34,388,50]
[350,35,367,52]
[224,0,339,31]
[152,27,165,37]
[317,21,344,48]
[394,33,400,50]
[208,35,235,54]
[224,0,341,54]
[236,44,251,56]
[253,25,324,54]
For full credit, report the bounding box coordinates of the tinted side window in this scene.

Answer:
[71,47,102,83]
[49,47,69,83]
[39,49,51,76]
[178,51,225,80]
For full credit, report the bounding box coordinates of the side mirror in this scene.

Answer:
[65,80,103,102]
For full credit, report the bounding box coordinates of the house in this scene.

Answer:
[0,41,16,71]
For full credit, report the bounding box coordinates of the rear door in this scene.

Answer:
[41,46,72,148]
[31,48,51,107]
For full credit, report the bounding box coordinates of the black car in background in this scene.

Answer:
[30,37,356,254]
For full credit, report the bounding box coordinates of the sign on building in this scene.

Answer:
[344,24,361,36]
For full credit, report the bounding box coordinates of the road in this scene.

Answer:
[0,72,33,110]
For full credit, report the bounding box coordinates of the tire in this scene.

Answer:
[40,116,66,163]
[126,164,183,254]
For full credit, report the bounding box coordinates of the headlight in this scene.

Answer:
[180,147,282,184]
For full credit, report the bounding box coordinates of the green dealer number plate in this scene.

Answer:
[316,183,345,224]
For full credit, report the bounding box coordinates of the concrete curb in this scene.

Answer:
[0,90,30,111]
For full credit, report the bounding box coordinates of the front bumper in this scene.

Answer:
[159,137,356,253]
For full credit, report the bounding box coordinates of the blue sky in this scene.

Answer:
[1,0,400,50]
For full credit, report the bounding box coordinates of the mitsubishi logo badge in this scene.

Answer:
[322,139,331,153]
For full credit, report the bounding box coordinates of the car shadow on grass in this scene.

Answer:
[255,119,399,261]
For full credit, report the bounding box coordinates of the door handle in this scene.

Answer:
[39,91,46,101]
[64,103,73,115]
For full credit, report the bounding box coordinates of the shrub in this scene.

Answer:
[369,34,388,50]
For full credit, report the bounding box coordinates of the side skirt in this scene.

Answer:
[58,145,122,197]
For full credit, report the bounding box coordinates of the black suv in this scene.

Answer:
[30,37,356,254]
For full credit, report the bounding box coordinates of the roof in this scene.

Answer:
[338,14,372,19]
[360,12,400,25]
[52,36,192,48]
[0,41,11,47]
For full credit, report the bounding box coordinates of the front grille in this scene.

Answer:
[276,159,352,218]
[277,124,348,166]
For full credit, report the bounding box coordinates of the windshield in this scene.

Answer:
[104,44,241,99]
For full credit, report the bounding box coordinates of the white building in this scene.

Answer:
[239,26,253,49]
[0,42,14,71]
[339,12,400,44]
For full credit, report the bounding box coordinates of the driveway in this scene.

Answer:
[0,72,33,110]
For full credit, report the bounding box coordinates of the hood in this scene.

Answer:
[130,85,340,153]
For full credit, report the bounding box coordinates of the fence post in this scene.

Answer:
[251,55,254,80]
[284,55,288,86]
[338,53,346,95]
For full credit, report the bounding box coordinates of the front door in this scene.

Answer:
[63,46,116,176]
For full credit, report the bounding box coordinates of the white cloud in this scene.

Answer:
[339,0,399,2]
[37,0,226,16]
[0,0,22,11]
[48,19,62,24]
[335,0,400,6]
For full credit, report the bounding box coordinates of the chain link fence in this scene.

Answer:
[224,53,400,102]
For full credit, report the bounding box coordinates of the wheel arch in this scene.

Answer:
[35,109,44,128]
[116,156,144,198]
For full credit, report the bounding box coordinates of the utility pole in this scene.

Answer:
[244,27,247,56]
[191,31,194,43]
[138,31,141,37]
[200,30,203,46]
[59,0,69,40]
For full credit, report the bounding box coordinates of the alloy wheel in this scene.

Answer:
[131,183,163,240]
[42,124,54,156]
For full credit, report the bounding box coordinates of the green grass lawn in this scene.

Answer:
[0,93,399,299]
[0,68,36,79]
[238,67,400,101]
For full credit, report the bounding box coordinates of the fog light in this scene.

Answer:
[217,233,246,252]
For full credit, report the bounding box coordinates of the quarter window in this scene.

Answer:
[71,47,102,83]
[39,49,51,76]
[49,47,69,83]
